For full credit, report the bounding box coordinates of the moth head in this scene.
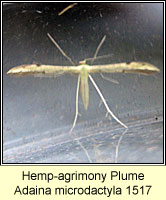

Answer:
[79,60,86,65]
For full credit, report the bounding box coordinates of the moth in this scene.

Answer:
[7,33,160,133]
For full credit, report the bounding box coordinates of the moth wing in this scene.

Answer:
[7,64,79,76]
[88,62,160,75]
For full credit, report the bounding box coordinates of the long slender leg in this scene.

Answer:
[89,75,128,129]
[69,75,80,134]
[100,73,119,84]
[67,76,92,162]
[69,75,92,162]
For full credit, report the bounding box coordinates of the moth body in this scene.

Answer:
[79,64,90,110]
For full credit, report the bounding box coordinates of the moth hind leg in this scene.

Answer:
[100,73,119,84]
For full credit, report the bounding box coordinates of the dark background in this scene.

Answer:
[3,2,163,163]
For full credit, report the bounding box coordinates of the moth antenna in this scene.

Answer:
[91,35,106,64]
[47,33,76,66]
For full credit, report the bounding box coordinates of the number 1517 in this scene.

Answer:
[126,185,152,195]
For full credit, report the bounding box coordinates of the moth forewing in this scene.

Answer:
[88,62,160,75]
[7,64,81,76]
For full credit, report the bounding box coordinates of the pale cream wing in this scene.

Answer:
[7,64,80,76]
[88,62,160,75]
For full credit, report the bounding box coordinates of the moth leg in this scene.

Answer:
[89,75,128,129]
[69,75,80,134]
[100,73,119,84]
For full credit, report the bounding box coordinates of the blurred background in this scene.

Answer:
[3,2,163,163]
